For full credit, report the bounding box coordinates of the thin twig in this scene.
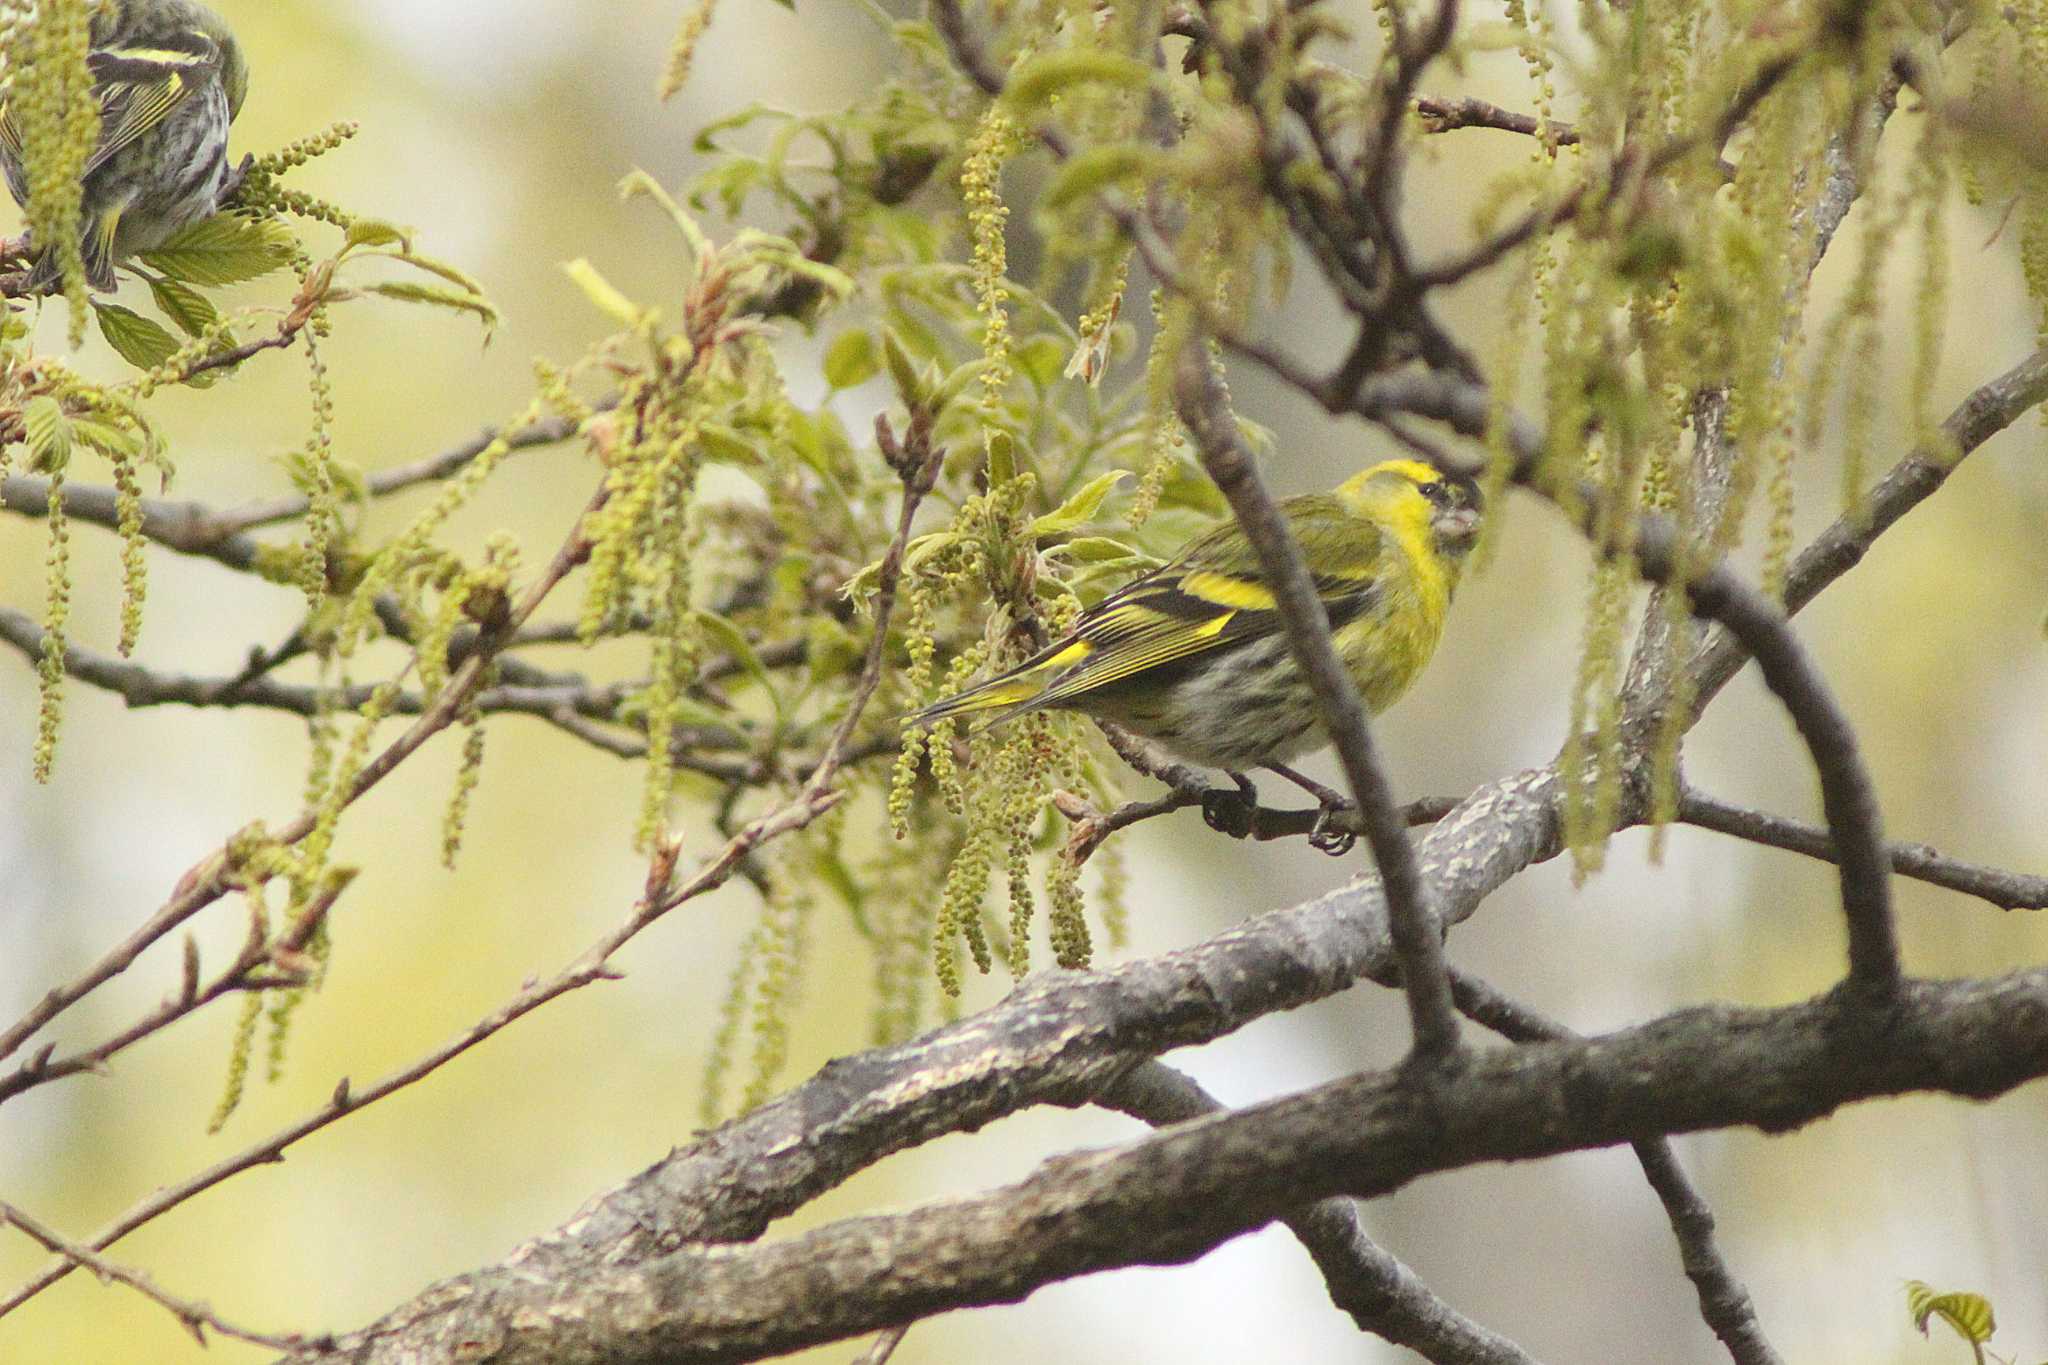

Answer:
[0,398,943,1314]
[1173,344,1463,1062]
[805,409,941,793]
[852,1324,911,1365]
[208,407,599,536]
[1677,789,2048,912]
[1098,1059,1542,1363]
[1414,95,1580,144]
[1296,369,1904,998]
[1446,972,1784,1365]
[0,1200,317,1352]
[0,481,604,1070]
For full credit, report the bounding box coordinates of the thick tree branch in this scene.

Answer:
[283,970,2048,1364]
[1174,344,1463,1061]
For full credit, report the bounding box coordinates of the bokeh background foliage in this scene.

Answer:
[1,0,2045,1362]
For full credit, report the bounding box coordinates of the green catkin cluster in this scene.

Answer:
[234,122,363,229]
[7,0,96,338]
[297,328,342,610]
[1130,289,1190,526]
[32,471,71,782]
[963,105,1023,430]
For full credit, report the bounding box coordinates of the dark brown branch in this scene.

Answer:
[1174,344,1463,1061]
[1447,973,1784,1365]
[1414,95,1580,145]
[1098,1060,1541,1364]
[279,969,2048,1364]
[1678,789,2048,912]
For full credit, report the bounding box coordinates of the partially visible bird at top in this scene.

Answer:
[905,458,1483,855]
[0,0,250,294]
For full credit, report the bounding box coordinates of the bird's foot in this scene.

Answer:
[1306,804,1358,857]
[1267,763,1358,856]
[1200,772,1260,840]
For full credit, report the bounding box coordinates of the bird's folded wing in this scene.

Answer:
[1030,563,1380,707]
[83,30,223,178]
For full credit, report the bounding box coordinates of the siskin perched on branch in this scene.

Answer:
[909,458,1482,853]
[1,0,250,293]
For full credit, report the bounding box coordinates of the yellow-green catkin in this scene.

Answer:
[1561,556,1631,879]
[209,992,263,1132]
[1131,289,1190,526]
[700,923,764,1125]
[110,447,146,656]
[1045,845,1091,969]
[657,0,720,102]
[1907,113,1951,452]
[887,582,939,838]
[740,853,815,1113]
[963,105,1022,438]
[234,122,362,228]
[32,470,71,781]
[297,328,342,610]
[10,0,97,339]
[441,697,488,870]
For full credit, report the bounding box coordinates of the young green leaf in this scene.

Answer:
[144,273,220,337]
[692,610,771,695]
[94,302,183,370]
[137,215,296,287]
[368,281,500,336]
[22,397,72,474]
[1907,1281,1995,1355]
[1031,470,1129,536]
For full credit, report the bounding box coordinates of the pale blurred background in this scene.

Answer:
[2,3,2045,1362]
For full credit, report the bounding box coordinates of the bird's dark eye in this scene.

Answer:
[1421,480,1450,507]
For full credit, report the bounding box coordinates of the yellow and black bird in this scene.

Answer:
[0,0,250,293]
[908,458,1482,851]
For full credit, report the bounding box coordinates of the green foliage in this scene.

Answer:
[1902,1279,2046,1365]
[10,0,2043,1125]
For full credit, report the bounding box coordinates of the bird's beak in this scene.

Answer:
[1438,506,1481,548]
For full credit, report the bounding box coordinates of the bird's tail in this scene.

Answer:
[902,660,1054,732]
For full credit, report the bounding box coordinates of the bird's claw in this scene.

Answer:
[1307,804,1358,856]
[1201,787,1256,839]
